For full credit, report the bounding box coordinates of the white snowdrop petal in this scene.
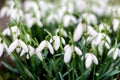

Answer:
[3,42,9,53]
[62,38,65,45]
[2,28,10,35]
[105,42,110,49]
[64,46,72,63]
[64,45,70,51]
[0,44,4,57]
[92,54,98,65]
[19,40,28,52]
[63,15,70,27]
[36,52,43,61]
[0,7,8,17]
[98,42,103,55]
[11,26,20,34]
[28,46,35,56]
[107,48,114,56]
[16,47,21,53]
[74,46,82,55]
[36,41,46,53]
[73,23,83,42]
[118,49,120,57]
[20,49,26,56]
[37,20,43,27]
[27,46,35,59]
[54,36,60,51]
[95,34,102,45]
[88,25,98,37]
[47,42,54,54]
[8,40,18,54]
[71,16,77,24]
[62,30,68,37]
[113,19,119,32]
[113,48,119,60]
[49,38,53,43]
[85,53,90,59]
[85,55,92,68]
[106,36,111,44]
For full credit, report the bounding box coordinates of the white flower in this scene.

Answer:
[67,2,74,14]
[36,40,54,54]
[85,53,98,68]
[57,6,66,20]
[26,45,43,61]
[99,23,112,33]
[50,36,65,51]
[55,29,68,37]
[24,1,39,13]
[92,33,111,47]
[0,7,9,17]
[91,0,107,17]
[47,14,59,24]
[75,0,87,12]
[79,13,97,24]
[0,43,4,57]
[64,44,82,63]
[112,19,119,32]
[2,26,20,40]
[92,33,111,55]
[87,25,98,37]
[0,38,9,57]
[25,13,43,28]
[8,39,28,56]
[73,23,84,42]
[2,26,20,35]
[63,15,77,27]
[108,47,120,60]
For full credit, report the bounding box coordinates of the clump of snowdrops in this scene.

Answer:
[0,0,120,80]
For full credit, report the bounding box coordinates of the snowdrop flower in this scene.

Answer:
[73,23,84,42]
[99,23,112,33]
[108,47,120,60]
[98,40,110,55]
[9,9,23,21]
[92,6,105,17]
[91,0,108,16]
[25,13,43,28]
[83,36,94,45]
[79,13,97,24]
[0,0,23,21]
[2,26,20,40]
[0,1,15,18]
[67,2,74,14]
[39,1,48,12]
[85,53,98,68]
[92,33,111,55]
[0,7,9,17]
[47,14,59,24]
[8,38,28,56]
[0,38,9,57]
[63,15,77,27]
[92,33,111,47]
[26,45,43,61]
[24,1,39,13]
[112,19,119,32]
[57,6,66,20]
[50,36,65,51]
[64,44,82,63]
[2,26,20,35]
[75,0,87,12]
[87,25,98,37]
[36,40,54,54]
[55,29,68,37]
